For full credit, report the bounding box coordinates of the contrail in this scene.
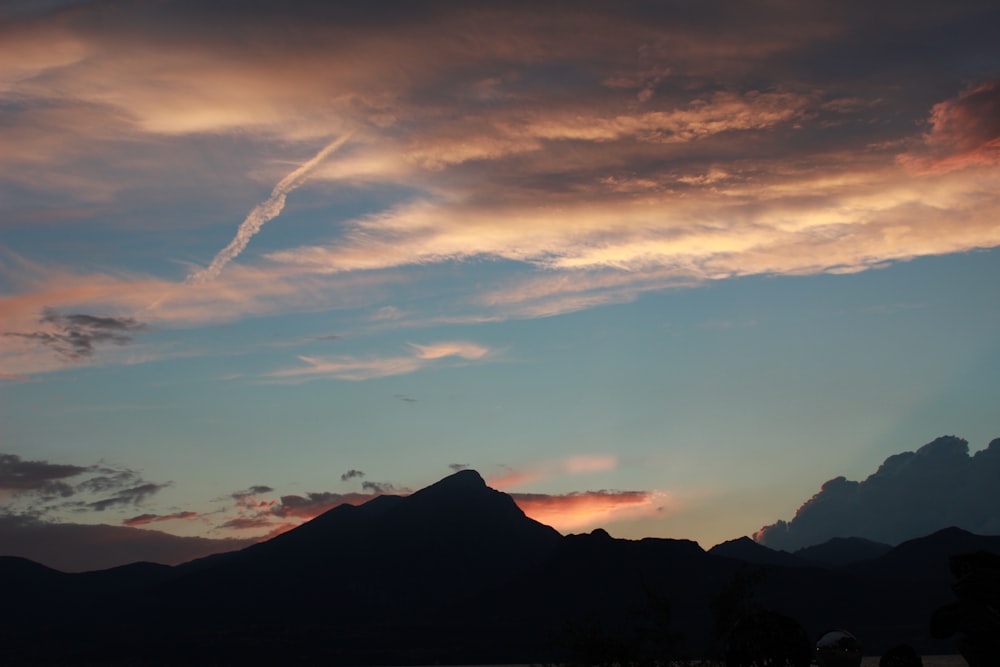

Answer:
[186,133,352,285]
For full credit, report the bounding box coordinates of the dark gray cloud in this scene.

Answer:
[755,436,1000,551]
[123,511,199,527]
[84,482,170,511]
[449,463,470,472]
[232,484,274,498]
[218,515,278,531]
[361,480,405,495]
[4,308,147,362]
[222,480,402,527]
[0,453,89,491]
[273,491,375,519]
[0,514,254,573]
[1,452,168,517]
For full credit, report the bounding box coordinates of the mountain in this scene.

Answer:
[794,536,892,568]
[154,470,561,621]
[3,472,999,665]
[709,536,808,567]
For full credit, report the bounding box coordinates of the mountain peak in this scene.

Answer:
[709,536,806,567]
[406,468,490,503]
[432,468,486,489]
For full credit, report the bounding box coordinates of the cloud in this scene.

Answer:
[83,482,170,511]
[511,489,676,532]
[898,80,1000,173]
[122,511,200,527]
[754,436,1000,551]
[488,455,620,489]
[228,485,277,512]
[217,481,401,531]
[0,251,405,376]
[2,3,1000,379]
[0,514,255,572]
[3,307,147,362]
[264,340,495,382]
[270,491,371,520]
[361,481,405,495]
[185,133,352,285]
[0,452,90,492]
[218,515,281,531]
[1,453,169,517]
[449,463,470,472]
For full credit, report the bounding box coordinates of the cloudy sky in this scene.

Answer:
[2,0,999,571]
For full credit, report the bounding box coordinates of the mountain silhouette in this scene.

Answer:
[793,537,891,568]
[2,470,998,665]
[709,536,808,568]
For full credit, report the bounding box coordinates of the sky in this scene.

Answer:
[1,0,999,572]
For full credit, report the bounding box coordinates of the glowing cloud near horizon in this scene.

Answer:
[512,490,675,532]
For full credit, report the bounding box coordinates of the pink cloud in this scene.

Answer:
[487,455,619,490]
[898,80,1000,173]
[511,489,677,532]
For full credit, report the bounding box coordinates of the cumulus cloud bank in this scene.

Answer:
[754,436,1000,551]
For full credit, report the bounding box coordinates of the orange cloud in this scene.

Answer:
[4,7,1000,381]
[511,490,677,532]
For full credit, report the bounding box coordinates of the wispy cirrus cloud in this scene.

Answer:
[123,511,200,527]
[488,454,619,489]
[185,133,353,285]
[264,340,493,382]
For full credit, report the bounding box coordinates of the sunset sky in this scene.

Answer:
[2,0,999,571]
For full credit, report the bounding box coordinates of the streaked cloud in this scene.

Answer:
[488,455,620,489]
[264,340,495,382]
[2,3,999,379]
[123,511,200,527]
[185,133,352,285]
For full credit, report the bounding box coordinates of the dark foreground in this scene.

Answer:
[2,471,997,665]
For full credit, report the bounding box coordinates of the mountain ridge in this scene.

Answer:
[1,470,997,665]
